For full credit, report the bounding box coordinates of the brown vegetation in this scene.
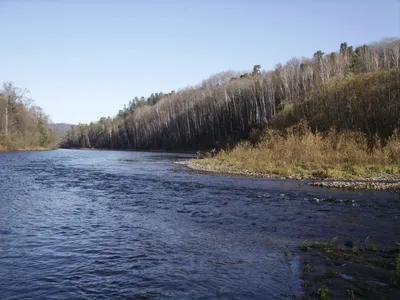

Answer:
[188,122,400,180]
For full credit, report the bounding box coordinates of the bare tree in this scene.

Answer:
[60,38,400,151]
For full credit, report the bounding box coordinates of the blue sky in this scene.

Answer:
[1,0,399,124]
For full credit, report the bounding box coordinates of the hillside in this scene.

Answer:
[187,68,400,181]
[61,38,400,152]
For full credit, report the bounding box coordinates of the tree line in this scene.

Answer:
[0,82,56,150]
[61,38,400,150]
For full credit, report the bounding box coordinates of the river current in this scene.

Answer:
[0,150,399,299]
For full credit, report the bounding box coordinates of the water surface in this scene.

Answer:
[0,150,399,299]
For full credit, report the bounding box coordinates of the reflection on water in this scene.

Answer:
[0,149,399,299]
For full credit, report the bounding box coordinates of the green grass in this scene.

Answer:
[317,287,330,300]
[347,289,355,300]
[316,271,338,283]
[301,238,400,300]
[397,252,400,276]
[365,236,379,252]
[301,239,400,273]
[300,243,312,252]
[303,264,312,272]
[367,257,395,270]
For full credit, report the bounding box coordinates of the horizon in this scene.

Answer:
[1,0,399,124]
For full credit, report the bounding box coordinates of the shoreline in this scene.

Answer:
[177,160,400,191]
[0,147,56,153]
[60,147,196,154]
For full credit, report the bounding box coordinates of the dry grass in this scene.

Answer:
[0,138,54,152]
[195,123,400,180]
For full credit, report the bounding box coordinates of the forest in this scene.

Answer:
[0,82,56,151]
[61,38,400,151]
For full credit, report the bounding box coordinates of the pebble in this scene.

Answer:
[176,160,400,191]
[309,180,400,191]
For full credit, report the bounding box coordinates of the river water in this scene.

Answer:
[0,150,399,299]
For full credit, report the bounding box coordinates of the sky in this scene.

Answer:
[1,0,399,124]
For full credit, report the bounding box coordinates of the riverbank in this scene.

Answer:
[0,146,56,152]
[62,147,196,154]
[177,126,400,191]
[178,160,400,191]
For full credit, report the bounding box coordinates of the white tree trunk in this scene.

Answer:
[4,96,8,137]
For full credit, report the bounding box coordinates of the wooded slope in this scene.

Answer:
[0,82,56,151]
[61,38,400,150]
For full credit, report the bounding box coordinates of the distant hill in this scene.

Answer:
[49,123,73,136]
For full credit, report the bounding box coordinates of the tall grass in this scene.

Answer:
[202,122,400,180]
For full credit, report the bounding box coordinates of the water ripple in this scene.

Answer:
[0,150,399,299]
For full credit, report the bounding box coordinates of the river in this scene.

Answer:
[0,150,399,299]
